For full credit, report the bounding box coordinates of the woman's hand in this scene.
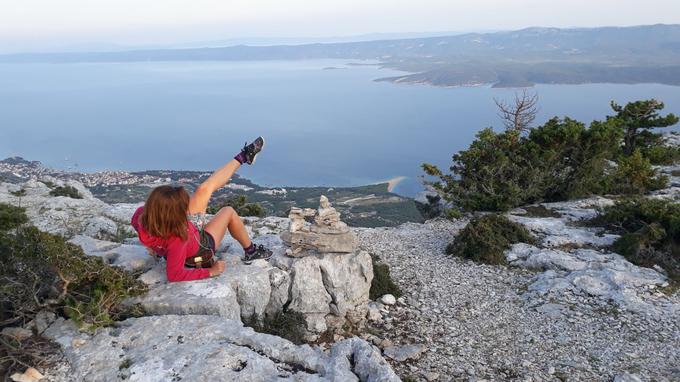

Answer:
[209,260,226,277]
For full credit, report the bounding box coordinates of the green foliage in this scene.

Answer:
[610,99,679,156]
[369,254,402,300]
[424,117,623,211]
[10,189,26,197]
[592,198,680,281]
[0,226,147,331]
[0,203,29,231]
[634,130,680,165]
[207,195,265,217]
[244,310,307,345]
[424,100,675,212]
[119,358,133,370]
[424,128,530,212]
[443,208,463,220]
[642,145,680,165]
[447,214,536,265]
[607,150,668,194]
[49,185,83,199]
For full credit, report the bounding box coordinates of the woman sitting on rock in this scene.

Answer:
[130,137,273,282]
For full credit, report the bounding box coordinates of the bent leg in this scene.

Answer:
[204,206,252,249]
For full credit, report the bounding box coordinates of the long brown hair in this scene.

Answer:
[140,185,190,241]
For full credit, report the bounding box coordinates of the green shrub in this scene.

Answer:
[415,194,444,220]
[607,150,668,194]
[635,130,680,165]
[447,214,536,265]
[369,254,402,300]
[10,189,26,197]
[49,185,82,199]
[0,226,147,331]
[0,203,29,231]
[592,198,680,281]
[642,145,680,165]
[244,310,307,345]
[207,195,265,217]
[423,100,676,212]
[610,99,679,156]
[424,117,622,212]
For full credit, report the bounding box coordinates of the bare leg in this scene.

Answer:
[188,159,241,215]
[203,206,252,250]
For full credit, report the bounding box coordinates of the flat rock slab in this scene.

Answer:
[507,214,619,248]
[383,344,427,362]
[43,315,400,382]
[129,276,242,321]
[69,235,156,273]
[507,243,668,312]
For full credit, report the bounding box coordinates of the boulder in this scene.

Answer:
[318,252,373,317]
[288,256,333,332]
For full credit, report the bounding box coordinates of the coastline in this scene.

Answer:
[385,176,407,193]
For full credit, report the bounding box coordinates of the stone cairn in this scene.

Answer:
[281,195,357,256]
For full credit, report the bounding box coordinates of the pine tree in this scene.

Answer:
[610,99,679,156]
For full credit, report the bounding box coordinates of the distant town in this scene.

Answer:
[0,156,424,227]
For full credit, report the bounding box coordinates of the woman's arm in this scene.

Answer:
[165,240,211,282]
[188,159,241,215]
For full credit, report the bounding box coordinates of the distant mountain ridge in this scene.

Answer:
[2,24,680,87]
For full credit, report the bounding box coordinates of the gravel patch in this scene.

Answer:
[357,219,680,382]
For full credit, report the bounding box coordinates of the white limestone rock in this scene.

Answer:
[379,294,397,306]
[222,263,273,320]
[43,315,399,382]
[0,179,121,239]
[507,215,619,248]
[383,344,427,362]
[318,251,373,317]
[288,256,333,332]
[69,235,156,273]
[129,276,241,321]
[265,267,291,317]
[509,243,669,312]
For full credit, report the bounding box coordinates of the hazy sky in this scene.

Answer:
[1,0,679,52]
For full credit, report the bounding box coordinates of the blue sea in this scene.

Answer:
[1,59,679,196]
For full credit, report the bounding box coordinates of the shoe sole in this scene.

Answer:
[241,253,273,265]
[249,137,265,165]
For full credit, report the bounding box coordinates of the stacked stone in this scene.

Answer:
[281,195,357,256]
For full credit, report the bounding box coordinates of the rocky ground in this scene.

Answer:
[356,200,680,381]
[3,162,680,381]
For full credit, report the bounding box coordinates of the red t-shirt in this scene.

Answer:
[131,206,210,282]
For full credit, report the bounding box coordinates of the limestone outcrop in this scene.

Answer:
[1,179,394,381]
[0,179,133,239]
[281,195,357,255]
[44,315,400,382]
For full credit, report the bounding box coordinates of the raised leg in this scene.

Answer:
[203,206,252,250]
[188,159,241,215]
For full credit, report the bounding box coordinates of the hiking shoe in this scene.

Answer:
[242,244,273,264]
[240,136,265,165]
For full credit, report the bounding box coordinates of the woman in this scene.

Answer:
[130,137,272,282]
